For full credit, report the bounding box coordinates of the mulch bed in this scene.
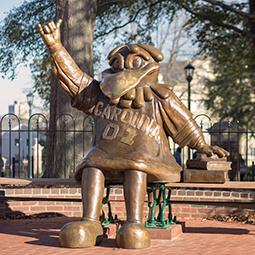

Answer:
[204,213,255,225]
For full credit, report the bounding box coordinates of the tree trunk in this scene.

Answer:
[249,0,255,48]
[44,0,97,178]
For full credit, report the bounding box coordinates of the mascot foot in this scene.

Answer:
[116,222,151,249]
[59,218,103,248]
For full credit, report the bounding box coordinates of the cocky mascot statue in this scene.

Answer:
[38,20,229,249]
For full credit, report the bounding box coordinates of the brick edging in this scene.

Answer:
[0,187,254,219]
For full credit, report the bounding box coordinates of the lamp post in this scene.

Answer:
[184,63,195,111]
[184,64,195,159]
[26,92,34,178]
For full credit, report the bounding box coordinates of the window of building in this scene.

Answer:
[14,139,19,147]
[250,147,255,156]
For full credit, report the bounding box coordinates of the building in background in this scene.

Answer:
[8,100,30,120]
[1,100,47,178]
[1,123,45,177]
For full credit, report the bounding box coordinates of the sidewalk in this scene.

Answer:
[1,217,255,255]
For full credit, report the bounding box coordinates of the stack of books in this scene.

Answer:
[183,153,232,183]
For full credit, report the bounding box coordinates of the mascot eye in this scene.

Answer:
[132,56,143,69]
[112,59,120,70]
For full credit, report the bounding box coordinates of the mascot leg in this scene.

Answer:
[116,170,151,249]
[59,167,104,248]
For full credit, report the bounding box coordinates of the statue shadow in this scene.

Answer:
[0,197,119,248]
[0,210,75,248]
[0,210,119,249]
[25,221,119,248]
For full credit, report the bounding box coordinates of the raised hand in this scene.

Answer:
[37,19,62,53]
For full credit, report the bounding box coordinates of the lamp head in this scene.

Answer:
[26,92,34,106]
[184,64,195,82]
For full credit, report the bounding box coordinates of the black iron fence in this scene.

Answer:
[0,113,93,179]
[1,112,255,181]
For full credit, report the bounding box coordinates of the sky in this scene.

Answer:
[0,0,44,116]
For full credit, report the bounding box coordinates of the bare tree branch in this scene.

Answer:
[95,0,163,39]
[95,9,141,39]
[98,0,123,8]
[157,18,173,52]
[182,3,255,40]
[203,0,255,20]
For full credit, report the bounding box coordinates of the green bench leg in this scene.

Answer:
[101,184,176,228]
[145,184,176,229]
[101,186,114,226]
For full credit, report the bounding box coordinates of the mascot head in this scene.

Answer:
[100,44,164,108]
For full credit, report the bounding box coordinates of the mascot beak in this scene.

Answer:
[100,62,159,100]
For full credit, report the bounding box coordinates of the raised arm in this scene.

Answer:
[37,20,93,99]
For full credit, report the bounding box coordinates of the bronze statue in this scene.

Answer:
[38,19,229,249]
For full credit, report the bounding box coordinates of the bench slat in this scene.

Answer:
[0,177,79,186]
[165,181,255,189]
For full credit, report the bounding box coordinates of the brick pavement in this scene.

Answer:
[0,217,255,255]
